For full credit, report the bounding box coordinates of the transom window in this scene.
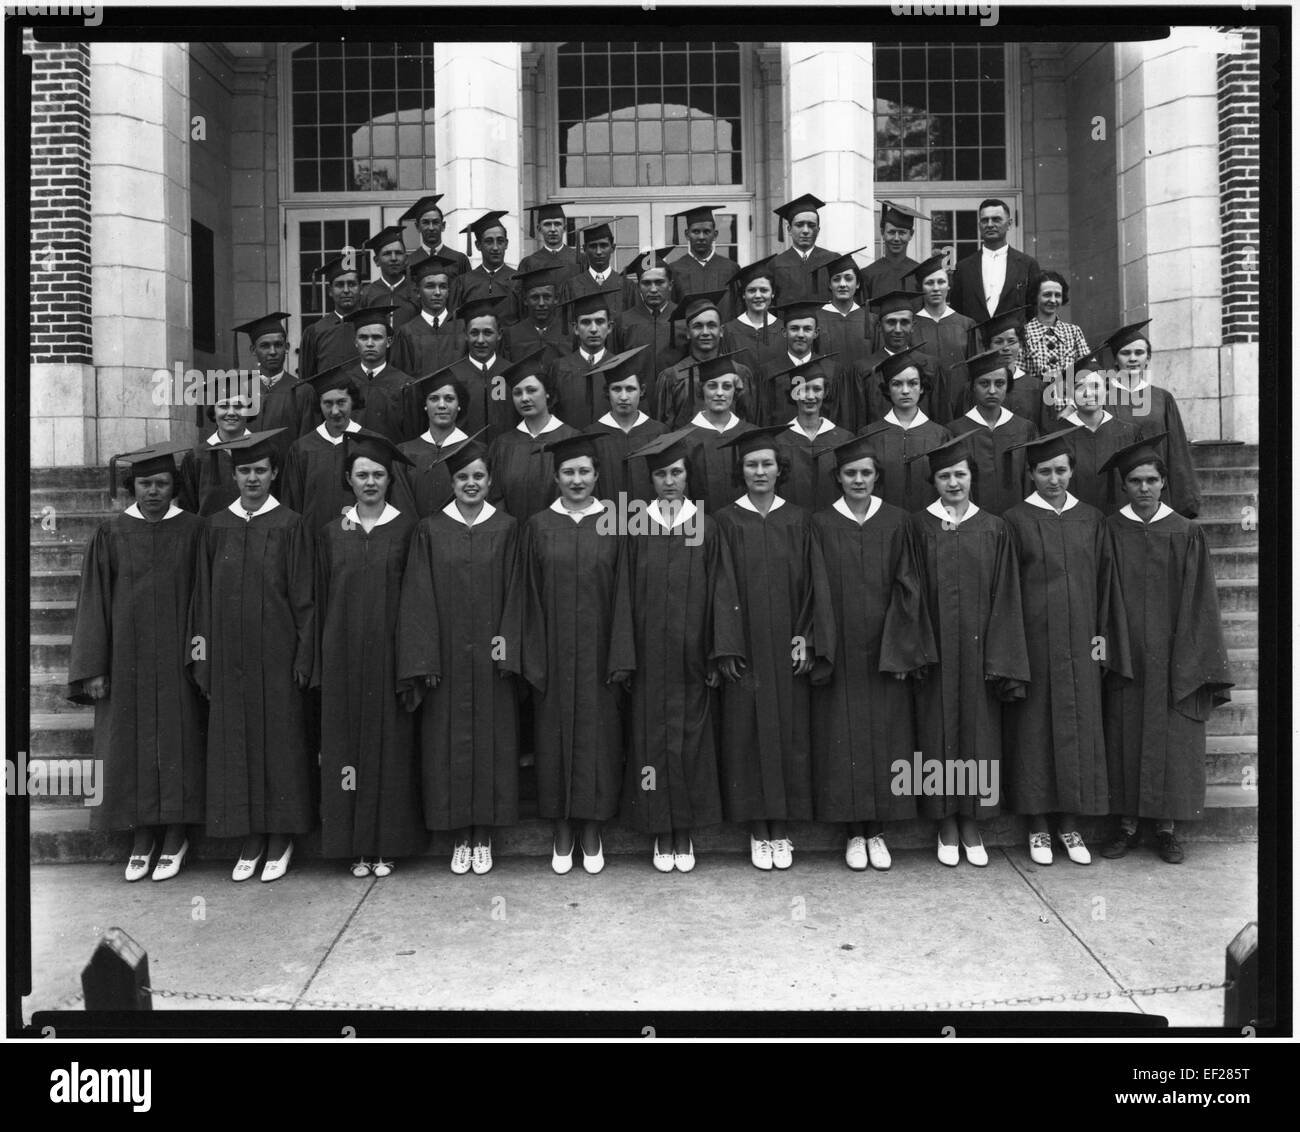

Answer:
[556,42,743,189]
[874,43,1007,183]
[289,42,436,193]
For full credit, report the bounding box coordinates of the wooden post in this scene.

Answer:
[80,928,152,1011]
[1223,921,1258,1030]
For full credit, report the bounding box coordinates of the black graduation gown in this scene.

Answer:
[672,254,741,320]
[390,314,466,385]
[397,507,520,829]
[817,305,877,372]
[609,508,746,833]
[500,315,573,368]
[1103,509,1233,820]
[1002,499,1132,816]
[1109,384,1202,518]
[653,357,758,429]
[687,419,755,514]
[912,310,976,376]
[772,246,839,304]
[947,410,1039,515]
[858,417,953,514]
[615,301,682,400]
[189,504,316,837]
[314,510,426,857]
[486,421,581,522]
[67,509,206,830]
[861,255,919,302]
[713,501,821,822]
[505,504,631,821]
[752,346,821,427]
[909,505,1030,819]
[299,312,356,383]
[348,361,414,443]
[420,243,472,276]
[517,244,586,281]
[547,352,612,431]
[255,372,311,454]
[445,356,516,442]
[584,415,667,506]
[282,428,419,536]
[809,502,937,821]
[396,431,464,519]
[841,347,953,432]
[722,315,784,378]
[558,270,638,321]
[361,276,421,328]
[949,366,1052,431]
[178,440,243,516]
[775,423,855,514]
[1062,415,1145,514]
[451,264,521,323]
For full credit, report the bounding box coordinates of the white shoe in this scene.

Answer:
[151,840,188,882]
[351,858,372,878]
[471,840,493,875]
[750,836,773,870]
[451,842,472,875]
[937,834,960,868]
[962,835,989,868]
[1029,831,1054,866]
[260,840,293,882]
[125,843,156,883]
[581,835,605,875]
[234,849,265,882]
[1058,830,1092,865]
[372,858,395,878]
[866,835,892,871]
[652,837,674,873]
[845,836,868,871]
[551,840,574,875]
[674,839,696,873]
[770,838,793,870]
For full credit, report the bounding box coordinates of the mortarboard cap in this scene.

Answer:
[773,193,826,224]
[364,226,409,254]
[403,364,470,424]
[674,204,722,228]
[693,350,747,384]
[823,246,873,280]
[456,295,508,324]
[626,425,698,472]
[878,200,930,230]
[209,428,288,467]
[296,360,358,399]
[459,210,509,240]
[1105,319,1153,354]
[346,305,396,331]
[718,423,788,461]
[623,246,677,277]
[1005,425,1081,468]
[514,266,562,295]
[579,221,615,246]
[869,290,924,318]
[342,428,415,477]
[904,254,950,287]
[500,349,549,388]
[906,433,976,479]
[561,287,622,321]
[108,437,194,498]
[831,433,885,471]
[961,348,1010,383]
[1069,344,1109,374]
[400,195,445,224]
[314,252,368,284]
[732,255,780,294]
[540,433,600,466]
[670,290,726,324]
[436,428,492,476]
[975,308,1029,346]
[873,346,924,382]
[233,311,289,346]
[524,200,574,237]
[408,252,461,283]
[1097,432,1169,480]
[769,353,838,387]
[774,298,824,324]
[591,345,649,385]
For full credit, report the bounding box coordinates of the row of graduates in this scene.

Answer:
[69,400,1232,881]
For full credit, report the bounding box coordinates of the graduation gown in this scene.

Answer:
[584,414,667,506]
[1061,414,1145,514]
[390,313,467,384]
[772,246,839,304]
[817,305,877,371]
[752,346,821,427]
[859,416,953,514]
[420,243,472,277]
[910,504,1030,819]
[653,356,758,429]
[722,314,783,378]
[348,361,414,443]
[558,270,638,321]
[396,429,466,519]
[314,508,426,857]
[841,347,953,432]
[445,355,516,442]
[451,264,521,323]
[949,366,1052,431]
[775,421,855,514]
[615,301,682,401]
[1002,497,1132,815]
[517,244,586,282]
[547,351,613,431]
[486,420,581,521]
[713,499,821,822]
[810,500,937,821]
[687,417,755,514]
[948,409,1039,515]
[361,276,421,328]
[178,437,246,516]
[672,253,741,319]
[397,505,520,830]
[299,311,356,384]
[861,255,919,302]
[609,504,746,833]
[1109,382,1201,518]
[67,507,206,830]
[282,426,359,535]
[1103,507,1232,820]
[500,315,573,368]
[255,372,311,454]
[190,503,316,837]
[505,502,631,821]
[913,309,976,376]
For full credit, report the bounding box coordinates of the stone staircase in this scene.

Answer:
[26,444,1259,862]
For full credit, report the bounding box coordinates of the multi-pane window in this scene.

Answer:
[296,217,373,317]
[874,43,1007,183]
[290,42,436,193]
[557,42,743,189]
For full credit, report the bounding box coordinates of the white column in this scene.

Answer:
[782,43,875,254]
[434,43,523,267]
[1115,36,1224,439]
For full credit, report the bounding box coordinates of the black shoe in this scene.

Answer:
[1100,827,1141,859]
[1156,829,1185,864]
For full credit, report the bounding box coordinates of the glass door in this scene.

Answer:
[560,199,752,271]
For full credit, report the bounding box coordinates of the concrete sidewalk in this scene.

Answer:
[22,843,1256,1028]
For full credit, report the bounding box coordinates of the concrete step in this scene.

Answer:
[31,569,82,603]
[31,543,84,572]
[31,635,72,675]
[1205,689,1256,736]
[28,712,93,758]
[30,673,75,714]
[33,466,112,490]
[1210,546,1259,581]
[31,601,77,636]
[30,511,110,544]
[1227,647,1258,688]
[1205,734,1257,786]
[1200,518,1262,548]
[1196,491,1259,521]
[1219,613,1257,650]
[30,487,120,513]
[1215,580,1257,614]
[1194,467,1259,494]
[1189,441,1258,468]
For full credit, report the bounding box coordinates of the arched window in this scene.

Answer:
[556,42,743,189]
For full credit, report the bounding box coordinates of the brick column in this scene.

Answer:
[1115,35,1223,440]
[89,41,193,459]
[433,42,523,266]
[27,33,95,467]
[782,43,874,254]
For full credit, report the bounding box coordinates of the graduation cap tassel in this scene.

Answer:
[107,455,118,504]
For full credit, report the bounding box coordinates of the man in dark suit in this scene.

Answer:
[948,198,1041,324]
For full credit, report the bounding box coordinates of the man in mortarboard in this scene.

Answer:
[233,311,307,453]
[771,193,841,304]
[861,201,929,301]
[615,247,684,390]
[361,225,421,328]
[450,210,519,322]
[390,252,467,380]
[442,295,516,441]
[299,250,369,384]
[839,290,952,430]
[581,346,667,505]
[652,293,757,429]
[517,201,586,281]
[752,299,825,427]
[669,205,740,313]
[340,305,415,442]
[400,194,472,276]
[545,287,624,431]
[500,266,572,368]
[947,197,1042,324]
[815,247,878,371]
[557,221,637,320]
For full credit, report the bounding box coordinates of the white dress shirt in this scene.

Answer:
[981,245,1009,314]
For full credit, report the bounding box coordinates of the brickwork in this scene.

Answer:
[1217,26,1260,344]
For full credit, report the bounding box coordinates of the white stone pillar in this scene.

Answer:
[1115,36,1224,440]
[782,43,875,256]
[434,43,523,267]
[90,41,193,459]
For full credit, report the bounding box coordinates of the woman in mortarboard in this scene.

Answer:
[908,435,1030,867]
[315,430,426,878]
[502,434,631,874]
[1056,359,1145,514]
[396,370,471,518]
[178,377,256,516]
[1099,436,1232,864]
[809,436,937,871]
[946,348,1039,515]
[398,437,521,875]
[189,429,315,882]
[908,253,976,376]
[582,346,668,506]
[713,426,825,870]
[771,356,855,514]
[609,429,747,871]
[683,351,757,514]
[1000,427,1132,867]
[816,247,877,371]
[955,309,1053,431]
[722,256,783,377]
[67,440,206,882]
